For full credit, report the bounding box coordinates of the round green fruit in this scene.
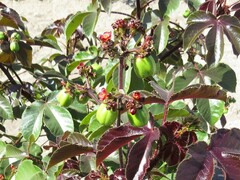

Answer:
[0,32,6,40]
[183,9,191,18]
[96,103,117,126]
[78,94,89,104]
[128,105,149,127]
[92,63,103,77]
[57,89,74,107]
[133,55,156,78]
[10,41,20,52]
[11,32,21,41]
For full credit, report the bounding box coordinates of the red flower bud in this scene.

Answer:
[129,108,137,115]
[98,88,108,101]
[132,92,141,100]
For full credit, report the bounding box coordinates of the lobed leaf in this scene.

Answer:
[96,125,145,166]
[126,128,160,180]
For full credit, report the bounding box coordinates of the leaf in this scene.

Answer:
[197,99,225,125]
[153,17,170,55]
[177,128,240,179]
[204,63,237,92]
[67,132,92,146]
[183,11,216,50]
[142,9,161,30]
[170,85,227,103]
[0,6,25,30]
[82,11,99,38]
[16,41,33,67]
[47,144,93,170]
[96,125,145,166]
[174,68,198,92]
[0,141,6,158]
[219,15,240,55]
[0,94,13,119]
[126,128,160,180]
[100,0,112,14]
[154,108,189,120]
[44,104,74,136]
[185,0,205,10]
[15,159,45,180]
[21,101,45,141]
[5,144,26,159]
[176,142,214,180]
[205,23,224,65]
[158,0,180,18]
[64,11,90,41]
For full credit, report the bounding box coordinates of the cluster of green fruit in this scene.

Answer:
[0,31,21,52]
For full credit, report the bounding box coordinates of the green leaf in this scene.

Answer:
[204,63,236,92]
[44,104,74,136]
[5,144,26,159]
[183,11,216,50]
[186,0,205,10]
[15,159,45,180]
[64,11,90,42]
[142,9,161,30]
[47,144,93,170]
[0,141,6,158]
[154,108,189,120]
[219,15,240,55]
[158,0,180,18]
[174,68,198,92]
[100,0,112,14]
[80,110,97,129]
[197,99,225,125]
[16,41,33,67]
[206,24,224,65]
[82,11,99,38]
[21,101,45,141]
[153,17,170,55]
[0,94,13,119]
[89,125,109,141]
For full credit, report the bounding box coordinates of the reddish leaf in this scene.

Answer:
[47,144,93,170]
[176,142,214,180]
[126,128,160,180]
[110,168,126,180]
[209,128,240,179]
[96,125,145,166]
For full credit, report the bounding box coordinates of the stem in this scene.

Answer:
[118,57,125,91]
[100,10,135,19]
[136,0,141,19]
[162,103,169,125]
[159,40,182,62]
[0,63,34,102]
[85,77,101,104]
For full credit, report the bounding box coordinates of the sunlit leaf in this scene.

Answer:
[0,94,13,119]
[82,11,99,38]
[142,9,161,30]
[21,101,44,141]
[5,144,26,159]
[153,17,169,55]
[44,104,74,136]
[158,0,180,18]
[15,159,45,180]
[100,0,112,14]
[64,11,90,41]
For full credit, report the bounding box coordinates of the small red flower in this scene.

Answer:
[132,92,141,101]
[98,88,108,101]
[99,32,112,43]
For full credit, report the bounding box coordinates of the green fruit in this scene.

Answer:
[92,63,103,77]
[133,55,156,78]
[78,94,89,104]
[57,89,74,107]
[96,103,117,126]
[183,9,191,18]
[0,32,6,40]
[10,41,20,52]
[11,32,21,41]
[128,105,149,127]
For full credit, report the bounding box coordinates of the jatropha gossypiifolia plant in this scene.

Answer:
[0,0,240,179]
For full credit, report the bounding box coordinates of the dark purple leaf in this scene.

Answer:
[209,128,240,179]
[0,6,25,30]
[234,10,240,20]
[16,41,32,67]
[229,2,240,12]
[199,1,214,13]
[176,142,214,180]
[47,144,93,170]
[96,125,145,166]
[126,128,160,180]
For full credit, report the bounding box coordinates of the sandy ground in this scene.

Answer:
[1,0,240,138]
